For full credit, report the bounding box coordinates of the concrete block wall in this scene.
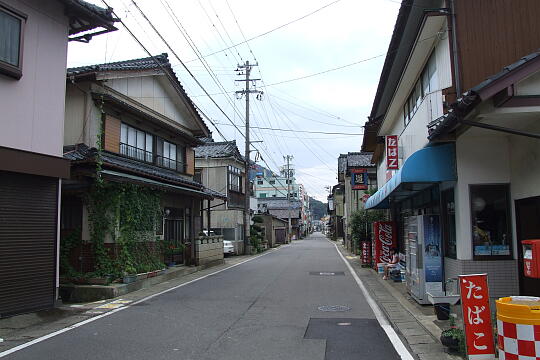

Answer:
[444,258,519,298]
[196,236,224,265]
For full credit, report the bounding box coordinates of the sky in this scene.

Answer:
[67,0,400,202]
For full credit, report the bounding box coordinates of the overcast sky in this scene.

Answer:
[67,0,400,202]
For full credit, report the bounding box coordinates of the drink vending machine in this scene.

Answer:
[405,215,442,304]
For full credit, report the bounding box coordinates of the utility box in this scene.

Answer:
[523,239,540,278]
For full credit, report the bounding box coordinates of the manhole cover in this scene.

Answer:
[317,305,351,312]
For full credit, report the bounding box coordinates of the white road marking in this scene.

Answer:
[0,246,286,358]
[330,240,415,360]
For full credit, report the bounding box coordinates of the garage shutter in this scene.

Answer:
[0,171,58,317]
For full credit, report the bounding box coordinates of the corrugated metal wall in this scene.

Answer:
[0,171,58,317]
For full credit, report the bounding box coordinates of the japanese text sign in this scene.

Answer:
[459,274,495,359]
[351,168,368,190]
[386,135,399,170]
[361,241,371,266]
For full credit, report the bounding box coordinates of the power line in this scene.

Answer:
[185,0,344,63]
[213,123,363,136]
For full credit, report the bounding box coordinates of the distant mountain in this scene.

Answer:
[309,197,327,220]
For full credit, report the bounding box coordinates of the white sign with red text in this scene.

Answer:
[386,135,399,170]
[459,274,495,360]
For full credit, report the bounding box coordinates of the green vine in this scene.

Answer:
[87,182,163,277]
[60,228,82,278]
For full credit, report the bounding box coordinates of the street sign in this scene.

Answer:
[459,274,495,359]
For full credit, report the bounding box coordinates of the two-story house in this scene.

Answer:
[338,152,377,252]
[0,0,117,317]
[363,0,540,298]
[194,140,246,254]
[61,54,225,276]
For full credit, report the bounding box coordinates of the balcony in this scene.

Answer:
[227,191,244,209]
[120,143,153,163]
[119,143,185,173]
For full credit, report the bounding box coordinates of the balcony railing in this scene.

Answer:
[120,143,153,163]
[119,143,185,173]
[156,155,185,173]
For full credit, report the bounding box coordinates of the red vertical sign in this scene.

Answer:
[373,221,396,265]
[386,135,399,170]
[459,274,495,359]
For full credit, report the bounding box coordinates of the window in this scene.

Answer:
[120,123,153,162]
[228,166,242,192]
[194,169,202,184]
[257,180,263,185]
[156,138,185,172]
[286,179,292,184]
[0,3,25,79]
[260,193,266,198]
[269,180,275,185]
[470,184,512,259]
[403,53,437,127]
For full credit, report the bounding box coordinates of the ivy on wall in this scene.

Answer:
[86,182,164,277]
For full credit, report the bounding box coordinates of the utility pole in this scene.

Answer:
[284,155,293,242]
[236,61,262,255]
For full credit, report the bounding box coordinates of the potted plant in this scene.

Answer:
[440,317,464,352]
[122,265,138,284]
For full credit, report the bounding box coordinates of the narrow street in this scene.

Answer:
[4,234,404,360]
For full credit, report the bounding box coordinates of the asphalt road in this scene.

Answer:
[4,233,401,360]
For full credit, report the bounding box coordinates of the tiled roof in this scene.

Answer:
[59,0,118,36]
[63,144,225,198]
[428,50,540,140]
[268,209,301,220]
[67,53,170,76]
[194,141,242,161]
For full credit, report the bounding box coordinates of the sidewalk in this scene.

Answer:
[0,253,259,354]
[335,241,462,360]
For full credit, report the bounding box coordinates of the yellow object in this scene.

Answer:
[496,296,540,325]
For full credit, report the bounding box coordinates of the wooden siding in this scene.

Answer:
[104,115,121,153]
[185,148,195,175]
[455,0,540,91]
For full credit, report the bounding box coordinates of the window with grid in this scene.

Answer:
[228,166,242,192]
[0,3,25,79]
[156,138,185,172]
[120,123,153,162]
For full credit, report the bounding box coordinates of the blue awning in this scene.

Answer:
[365,144,456,209]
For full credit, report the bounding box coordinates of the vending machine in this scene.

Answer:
[405,215,442,304]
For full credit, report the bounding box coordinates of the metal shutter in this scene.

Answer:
[0,171,58,317]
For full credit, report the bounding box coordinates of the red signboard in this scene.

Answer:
[459,274,495,359]
[386,135,399,170]
[373,221,396,267]
[361,241,371,266]
[351,168,368,190]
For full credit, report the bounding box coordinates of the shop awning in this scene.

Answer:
[365,144,456,209]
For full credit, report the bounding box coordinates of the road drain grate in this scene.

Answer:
[317,305,351,312]
[309,271,345,276]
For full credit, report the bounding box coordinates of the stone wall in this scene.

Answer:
[196,235,224,266]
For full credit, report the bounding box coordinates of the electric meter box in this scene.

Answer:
[522,239,540,278]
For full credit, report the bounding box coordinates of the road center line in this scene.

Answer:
[330,240,415,360]
[0,245,286,358]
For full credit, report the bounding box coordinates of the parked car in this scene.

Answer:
[223,240,234,255]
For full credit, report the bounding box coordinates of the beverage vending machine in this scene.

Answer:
[373,221,396,269]
[405,215,442,304]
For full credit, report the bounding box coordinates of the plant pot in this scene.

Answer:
[440,332,459,349]
[434,303,450,320]
[123,274,137,284]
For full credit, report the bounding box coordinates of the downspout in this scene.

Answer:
[449,0,461,96]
